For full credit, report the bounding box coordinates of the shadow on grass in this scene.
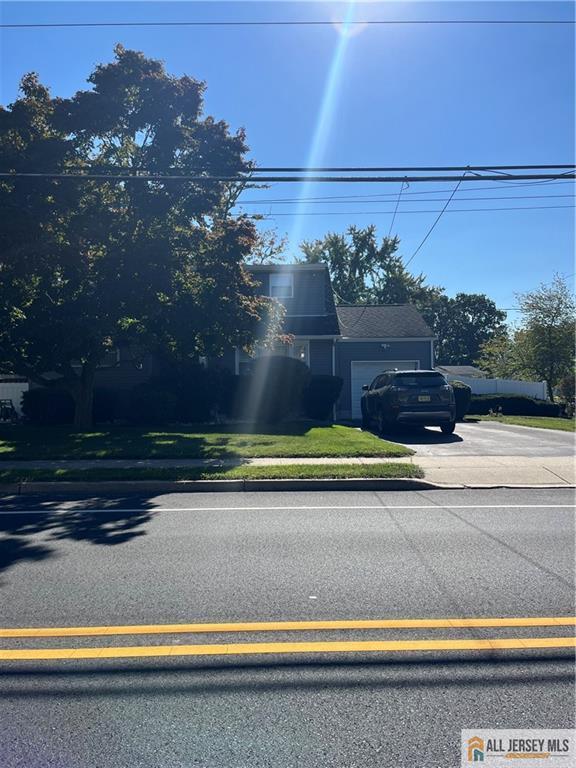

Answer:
[0,422,321,461]
[0,496,155,580]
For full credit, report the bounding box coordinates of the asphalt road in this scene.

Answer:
[381,420,575,456]
[0,488,574,768]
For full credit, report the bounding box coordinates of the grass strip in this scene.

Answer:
[468,415,575,432]
[0,423,412,460]
[0,463,423,485]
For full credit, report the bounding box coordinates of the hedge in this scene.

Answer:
[301,375,343,420]
[451,380,472,421]
[469,394,561,417]
[231,356,310,423]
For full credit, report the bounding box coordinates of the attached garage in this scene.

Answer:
[334,306,435,421]
[350,361,418,420]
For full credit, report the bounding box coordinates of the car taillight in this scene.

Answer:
[439,385,454,403]
[392,387,410,403]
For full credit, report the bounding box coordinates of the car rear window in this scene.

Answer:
[393,373,447,387]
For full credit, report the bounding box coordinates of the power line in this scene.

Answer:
[1,172,574,183]
[2,20,574,29]
[237,193,575,206]
[388,180,407,237]
[237,180,575,204]
[254,204,575,217]
[404,174,466,268]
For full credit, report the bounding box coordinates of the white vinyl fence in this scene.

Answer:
[443,375,548,400]
[0,382,29,414]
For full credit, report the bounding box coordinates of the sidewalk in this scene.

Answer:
[0,455,574,486]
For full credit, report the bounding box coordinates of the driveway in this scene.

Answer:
[381,420,575,457]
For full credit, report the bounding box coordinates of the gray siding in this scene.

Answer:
[251,269,328,315]
[335,340,433,417]
[309,340,333,375]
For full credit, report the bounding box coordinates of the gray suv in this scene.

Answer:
[361,370,456,434]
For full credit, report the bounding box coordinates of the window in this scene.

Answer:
[269,273,293,298]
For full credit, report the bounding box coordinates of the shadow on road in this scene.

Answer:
[0,496,156,579]
[0,653,573,698]
[376,427,464,445]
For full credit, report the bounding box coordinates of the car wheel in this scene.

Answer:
[441,421,456,435]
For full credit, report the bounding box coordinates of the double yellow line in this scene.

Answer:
[1,616,574,661]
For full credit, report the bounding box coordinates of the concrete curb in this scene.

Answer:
[4,478,438,495]
[1,479,574,496]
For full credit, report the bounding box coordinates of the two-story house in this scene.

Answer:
[83,262,434,421]
[218,264,435,420]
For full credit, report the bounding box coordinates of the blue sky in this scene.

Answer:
[1,1,574,321]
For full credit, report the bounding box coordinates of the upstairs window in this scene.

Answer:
[269,273,294,298]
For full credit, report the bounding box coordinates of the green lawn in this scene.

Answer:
[468,415,575,432]
[0,423,412,460]
[0,462,422,484]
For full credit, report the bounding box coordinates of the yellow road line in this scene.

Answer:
[1,637,575,661]
[1,616,575,638]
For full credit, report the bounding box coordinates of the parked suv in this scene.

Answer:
[361,370,456,434]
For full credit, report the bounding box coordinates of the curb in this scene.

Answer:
[3,478,439,495]
[1,479,574,496]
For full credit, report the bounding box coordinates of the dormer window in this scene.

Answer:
[269,273,293,299]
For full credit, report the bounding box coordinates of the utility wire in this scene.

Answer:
[2,20,574,29]
[1,172,573,183]
[238,180,575,204]
[255,204,575,218]
[404,174,466,268]
[388,180,407,236]
[238,193,575,206]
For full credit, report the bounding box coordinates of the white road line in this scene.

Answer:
[0,504,575,515]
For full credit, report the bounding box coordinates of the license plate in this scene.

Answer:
[418,395,431,402]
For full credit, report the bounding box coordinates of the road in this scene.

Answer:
[381,420,575,456]
[0,488,574,768]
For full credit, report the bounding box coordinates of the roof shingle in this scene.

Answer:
[336,305,433,339]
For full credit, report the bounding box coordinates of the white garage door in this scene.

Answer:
[350,360,418,419]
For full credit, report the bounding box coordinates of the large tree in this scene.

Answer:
[427,293,507,365]
[300,225,506,364]
[300,225,443,309]
[476,276,575,399]
[0,46,268,427]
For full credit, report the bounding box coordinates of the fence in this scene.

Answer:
[0,381,29,415]
[443,375,548,400]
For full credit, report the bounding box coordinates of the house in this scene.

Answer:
[26,263,434,421]
[219,264,435,421]
[435,365,487,379]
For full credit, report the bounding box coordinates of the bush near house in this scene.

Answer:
[302,375,344,421]
[451,380,472,421]
[22,387,123,426]
[232,356,311,424]
[469,394,561,417]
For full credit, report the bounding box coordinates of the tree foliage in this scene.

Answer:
[476,275,575,400]
[300,225,442,308]
[300,225,506,365]
[428,293,506,365]
[0,46,269,427]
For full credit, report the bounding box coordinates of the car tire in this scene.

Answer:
[441,421,456,435]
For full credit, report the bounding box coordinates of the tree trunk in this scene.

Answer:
[71,363,96,430]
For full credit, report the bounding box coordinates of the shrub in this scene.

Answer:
[469,394,561,417]
[127,382,179,425]
[301,375,343,420]
[21,387,74,425]
[451,380,472,421]
[233,356,311,423]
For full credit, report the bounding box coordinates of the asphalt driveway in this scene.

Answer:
[381,420,575,457]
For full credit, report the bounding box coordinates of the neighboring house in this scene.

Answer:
[435,365,487,379]
[219,264,435,420]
